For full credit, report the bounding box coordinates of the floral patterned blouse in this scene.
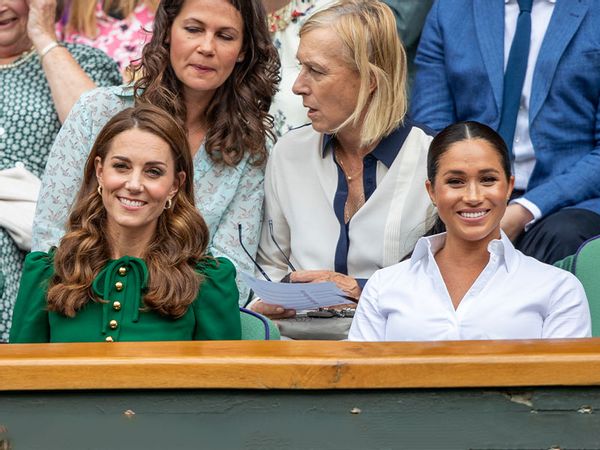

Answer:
[57,2,154,76]
[32,86,264,305]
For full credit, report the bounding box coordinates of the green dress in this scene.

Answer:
[0,43,121,342]
[9,251,241,343]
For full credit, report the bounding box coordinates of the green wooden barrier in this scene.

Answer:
[2,340,600,449]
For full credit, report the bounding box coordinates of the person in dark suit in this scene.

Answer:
[411,0,600,263]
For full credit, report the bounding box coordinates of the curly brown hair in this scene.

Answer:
[47,105,210,319]
[132,0,280,167]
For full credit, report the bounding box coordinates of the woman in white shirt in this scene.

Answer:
[349,121,591,341]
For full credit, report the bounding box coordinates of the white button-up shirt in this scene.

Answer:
[349,232,591,341]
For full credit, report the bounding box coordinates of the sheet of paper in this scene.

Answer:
[241,273,354,310]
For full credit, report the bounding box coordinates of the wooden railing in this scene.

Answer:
[2,338,600,391]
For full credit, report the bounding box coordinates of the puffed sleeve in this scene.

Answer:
[193,257,242,340]
[9,251,55,343]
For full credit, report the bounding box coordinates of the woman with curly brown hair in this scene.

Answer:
[31,0,280,305]
[10,104,241,343]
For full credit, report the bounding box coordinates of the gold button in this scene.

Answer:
[115,281,123,291]
[113,301,121,311]
[105,336,114,342]
[118,267,127,276]
[109,320,118,329]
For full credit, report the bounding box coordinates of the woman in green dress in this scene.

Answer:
[9,104,241,343]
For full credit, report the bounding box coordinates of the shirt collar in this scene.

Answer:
[320,119,414,168]
[410,230,518,273]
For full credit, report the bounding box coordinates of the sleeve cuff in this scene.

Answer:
[511,197,542,230]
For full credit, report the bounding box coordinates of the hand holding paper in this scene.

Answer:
[289,270,362,301]
[241,273,355,310]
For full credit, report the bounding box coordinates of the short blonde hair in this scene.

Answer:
[300,0,407,146]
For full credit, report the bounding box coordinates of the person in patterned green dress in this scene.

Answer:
[0,0,121,341]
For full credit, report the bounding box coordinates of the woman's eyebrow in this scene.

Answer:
[442,168,501,176]
[144,161,168,167]
[110,156,167,167]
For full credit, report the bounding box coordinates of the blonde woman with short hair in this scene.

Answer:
[252,0,437,339]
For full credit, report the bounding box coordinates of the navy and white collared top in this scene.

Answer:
[257,119,436,287]
[322,121,422,286]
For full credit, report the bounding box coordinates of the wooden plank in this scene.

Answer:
[3,339,600,390]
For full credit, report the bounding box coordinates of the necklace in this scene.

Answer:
[336,156,363,182]
[334,143,363,182]
[334,142,366,222]
[343,188,365,223]
[0,46,36,70]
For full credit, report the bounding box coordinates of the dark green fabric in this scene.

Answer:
[9,251,241,343]
[555,238,600,336]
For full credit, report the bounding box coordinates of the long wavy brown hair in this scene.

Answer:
[132,0,280,167]
[47,104,210,319]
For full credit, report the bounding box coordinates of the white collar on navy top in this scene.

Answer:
[410,230,518,273]
[504,0,556,4]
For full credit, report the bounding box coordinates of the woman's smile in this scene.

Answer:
[118,196,147,210]
[457,209,490,221]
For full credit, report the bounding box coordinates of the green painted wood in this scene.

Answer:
[2,388,600,449]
